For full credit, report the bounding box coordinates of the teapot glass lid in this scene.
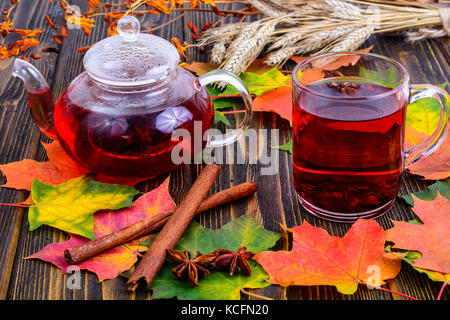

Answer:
[83,15,180,87]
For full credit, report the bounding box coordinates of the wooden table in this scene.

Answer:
[0,0,448,300]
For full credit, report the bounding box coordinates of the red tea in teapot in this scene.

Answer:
[28,71,214,178]
[293,80,407,217]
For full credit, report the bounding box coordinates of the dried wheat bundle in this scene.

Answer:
[200,0,449,74]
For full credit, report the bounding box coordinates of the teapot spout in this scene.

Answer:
[12,59,57,140]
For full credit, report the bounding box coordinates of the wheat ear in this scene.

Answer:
[221,19,280,75]
[328,25,374,52]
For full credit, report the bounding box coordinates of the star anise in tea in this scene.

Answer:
[211,246,255,276]
[166,248,216,286]
[327,81,361,95]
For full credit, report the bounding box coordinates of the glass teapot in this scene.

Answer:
[12,16,252,177]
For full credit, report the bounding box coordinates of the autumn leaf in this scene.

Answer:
[149,215,281,300]
[252,80,292,125]
[254,219,401,295]
[401,82,449,179]
[151,260,269,300]
[272,139,292,154]
[292,46,374,86]
[214,110,231,126]
[27,178,176,281]
[0,141,151,192]
[320,46,373,70]
[0,159,71,190]
[385,246,449,283]
[206,67,291,119]
[406,97,442,135]
[401,179,450,206]
[405,125,450,180]
[29,175,139,239]
[386,195,450,275]
[290,47,373,68]
[359,66,399,89]
[222,67,290,96]
[183,59,273,76]
[297,68,325,86]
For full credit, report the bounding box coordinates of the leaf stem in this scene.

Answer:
[361,283,420,300]
[0,202,31,208]
[240,289,274,300]
[436,281,448,300]
[143,12,187,33]
[221,110,246,114]
[211,94,255,99]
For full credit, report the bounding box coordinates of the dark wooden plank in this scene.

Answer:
[6,0,187,300]
[182,3,292,301]
[0,0,66,299]
[1,1,448,300]
[368,34,449,300]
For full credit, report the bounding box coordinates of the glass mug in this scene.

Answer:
[292,52,449,222]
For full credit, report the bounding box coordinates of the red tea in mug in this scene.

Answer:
[293,80,407,218]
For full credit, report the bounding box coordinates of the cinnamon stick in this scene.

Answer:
[64,182,257,265]
[126,164,221,291]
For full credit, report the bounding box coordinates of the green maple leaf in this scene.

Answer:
[400,179,450,206]
[149,215,281,300]
[207,85,236,111]
[151,260,269,300]
[214,110,231,127]
[222,67,290,96]
[207,68,290,114]
[359,66,399,89]
[272,139,292,154]
[29,175,138,239]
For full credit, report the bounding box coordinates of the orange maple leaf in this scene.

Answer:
[183,58,273,76]
[0,141,151,192]
[387,195,450,274]
[253,79,292,125]
[405,125,450,180]
[254,219,401,294]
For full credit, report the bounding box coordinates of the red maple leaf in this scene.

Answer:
[26,178,176,281]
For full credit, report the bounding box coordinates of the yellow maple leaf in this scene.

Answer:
[29,175,139,239]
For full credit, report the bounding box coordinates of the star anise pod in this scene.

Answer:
[166,248,216,286]
[211,246,255,276]
[327,81,361,95]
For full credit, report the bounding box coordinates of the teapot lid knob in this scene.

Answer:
[117,15,140,42]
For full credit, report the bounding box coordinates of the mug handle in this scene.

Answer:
[405,84,449,167]
[199,70,253,147]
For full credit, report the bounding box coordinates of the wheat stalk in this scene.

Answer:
[201,0,449,74]
[247,0,292,16]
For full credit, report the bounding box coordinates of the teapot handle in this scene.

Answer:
[199,70,253,147]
